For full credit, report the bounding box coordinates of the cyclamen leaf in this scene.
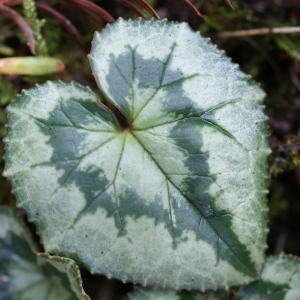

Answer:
[0,207,89,300]
[127,286,228,300]
[235,254,300,300]
[4,19,270,290]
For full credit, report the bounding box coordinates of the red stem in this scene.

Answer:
[118,0,148,19]
[7,0,83,44]
[132,0,160,19]
[66,0,115,23]
[36,2,82,43]
[224,0,235,10]
[179,0,204,18]
[0,4,35,54]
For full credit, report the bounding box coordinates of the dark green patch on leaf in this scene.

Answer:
[235,280,288,300]
[31,47,256,277]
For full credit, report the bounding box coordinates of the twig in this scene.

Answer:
[35,3,82,44]
[8,0,82,43]
[64,0,115,23]
[45,0,105,27]
[224,0,235,11]
[213,27,300,38]
[179,0,204,18]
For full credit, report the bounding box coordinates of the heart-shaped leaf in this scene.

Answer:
[4,19,270,290]
[235,254,300,300]
[0,207,89,299]
[127,286,228,300]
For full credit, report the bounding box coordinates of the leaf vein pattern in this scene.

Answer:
[45,135,125,244]
[132,73,198,122]
[64,99,118,131]
[134,98,243,131]
[29,134,117,169]
[110,52,137,119]
[130,46,136,117]
[59,100,116,131]
[132,133,255,274]
[36,134,119,204]
[198,118,247,151]
[30,158,83,168]
[112,134,127,233]
[68,183,114,230]
[111,58,131,87]
[141,130,210,157]
[135,115,249,153]
[28,114,114,133]
[200,99,239,116]
[131,42,178,121]
[166,180,176,246]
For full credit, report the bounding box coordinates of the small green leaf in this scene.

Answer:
[4,19,270,290]
[274,34,300,61]
[235,254,300,300]
[127,286,228,300]
[0,207,90,300]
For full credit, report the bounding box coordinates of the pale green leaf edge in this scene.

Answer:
[0,206,90,300]
[37,253,91,300]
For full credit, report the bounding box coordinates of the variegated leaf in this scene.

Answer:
[4,19,270,290]
[0,207,89,300]
[235,254,300,300]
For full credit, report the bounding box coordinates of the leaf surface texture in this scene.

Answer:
[4,19,270,290]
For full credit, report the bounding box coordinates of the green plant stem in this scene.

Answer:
[23,0,48,56]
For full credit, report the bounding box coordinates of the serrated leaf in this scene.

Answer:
[127,286,228,300]
[4,19,270,290]
[0,207,90,300]
[235,254,300,300]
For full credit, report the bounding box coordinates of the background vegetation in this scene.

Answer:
[0,0,299,299]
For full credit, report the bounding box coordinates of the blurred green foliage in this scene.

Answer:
[269,133,300,176]
[0,76,17,138]
[274,34,300,61]
[0,76,17,107]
